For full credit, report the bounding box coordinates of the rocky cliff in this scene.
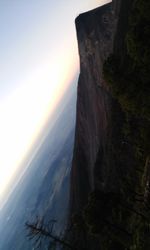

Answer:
[70,0,150,249]
[70,1,120,213]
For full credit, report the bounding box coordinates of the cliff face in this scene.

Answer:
[71,2,120,213]
[70,0,150,249]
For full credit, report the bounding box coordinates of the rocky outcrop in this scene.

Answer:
[70,2,121,213]
[69,1,150,249]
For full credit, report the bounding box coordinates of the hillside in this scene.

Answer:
[70,1,117,213]
[69,0,150,249]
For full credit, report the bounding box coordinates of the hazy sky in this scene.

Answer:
[0,0,110,205]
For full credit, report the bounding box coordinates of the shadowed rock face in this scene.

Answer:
[70,2,121,213]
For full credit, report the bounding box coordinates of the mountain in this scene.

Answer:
[70,0,150,249]
[0,82,77,250]
[70,1,119,214]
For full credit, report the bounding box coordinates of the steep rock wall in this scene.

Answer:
[70,2,121,213]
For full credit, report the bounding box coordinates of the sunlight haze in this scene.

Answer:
[0,0,110,206]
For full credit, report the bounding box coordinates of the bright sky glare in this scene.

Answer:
[0,0,110,205]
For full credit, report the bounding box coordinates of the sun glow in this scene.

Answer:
[0,0,110,210]
[0,43,78,202]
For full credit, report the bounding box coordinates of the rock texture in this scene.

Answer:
[70,1,121,213]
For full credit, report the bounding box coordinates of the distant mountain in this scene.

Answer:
[0,83,76,250]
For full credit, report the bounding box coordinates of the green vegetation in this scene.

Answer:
[104,0,150,120]
[101,0,150,249]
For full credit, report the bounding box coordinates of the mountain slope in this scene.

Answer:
[70,1,119,214]
[70,0,150,249]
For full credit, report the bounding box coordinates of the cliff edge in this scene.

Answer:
[70,0,150,249]
[70,1,119,213]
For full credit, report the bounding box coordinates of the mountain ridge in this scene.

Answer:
[70,0,120,214]
[69,0,150,249]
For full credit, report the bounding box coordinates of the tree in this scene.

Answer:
[25,217,77,250]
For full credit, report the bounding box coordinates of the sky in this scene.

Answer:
[0,0,110,206]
